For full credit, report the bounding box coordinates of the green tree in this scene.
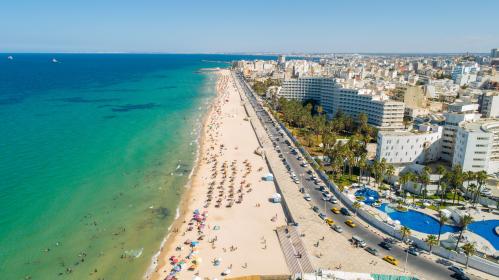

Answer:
[454,215,474,251]
[436,165,446,196]
[437,215,448,242]
[462,242,476,268]
[425,234,439,255]
[400,226,411,241]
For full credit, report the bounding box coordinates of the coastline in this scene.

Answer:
[148,69,289,279]
[145,69,222,279]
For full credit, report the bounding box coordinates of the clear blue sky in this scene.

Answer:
[1,0,498,53]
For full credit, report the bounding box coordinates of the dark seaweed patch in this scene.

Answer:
[111,103,159,112]
[0,96,23,106]
[52,97,121,103]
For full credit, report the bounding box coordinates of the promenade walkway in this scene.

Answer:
[276,226,315,274]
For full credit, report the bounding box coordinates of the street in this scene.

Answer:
[233,71,484,280]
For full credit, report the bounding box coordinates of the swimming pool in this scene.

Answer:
[379,203,499,250]
[355,187,380,205]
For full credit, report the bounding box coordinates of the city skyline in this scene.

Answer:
[1,0,498,53]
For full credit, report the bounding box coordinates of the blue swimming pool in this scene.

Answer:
[468,220,499,250]
[379,203,499,250]
[355,187,380,205]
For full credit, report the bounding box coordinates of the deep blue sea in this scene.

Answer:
[0,54,275,279]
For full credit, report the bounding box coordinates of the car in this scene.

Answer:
[293,179,299,184]
[384,237,397,244]
[312,206,319,212]
[340,207,351,216]
[382,255,399,266]
[318,185,326,192]
[304,194,312,201]
[299,187,305,193]
[449,265,465,275]
[379,242,392,250]
[345,220,356,228]
[365,247,379,256]
[318,213,326,220]
[332,224,343,233]
[325,218,334,225]
[301,163,308,167]
[352,235,367,248]
[436,258,452,266]
[331,207,340,214]
[297,156,302,160]
[450,273,470,280]
[407,247,420,256]
[329,197,338,204]
[307,170,313,175]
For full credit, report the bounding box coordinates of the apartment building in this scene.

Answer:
[479,91,499,118]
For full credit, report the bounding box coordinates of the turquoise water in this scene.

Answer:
[0,54,274,279]
[380,203,499,249]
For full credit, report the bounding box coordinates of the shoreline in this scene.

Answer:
[144,69,223,279]
[148,69,289,279]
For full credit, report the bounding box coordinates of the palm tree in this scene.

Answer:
[461,242,476,268]
[358,155,367,184]
[474,171,488,205]
[439,182,448,206]
[386,164,395,185]
[437,215,448,242]
[352,201,362,215]
[400,226,411,241]
[454,215,474,251]
[399,172,411,193]
[451,165,464,205]
[436,165,446,196]
[419,170,430,200]
[425,234,438,255]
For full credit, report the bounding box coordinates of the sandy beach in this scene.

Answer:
[148,69,289,279]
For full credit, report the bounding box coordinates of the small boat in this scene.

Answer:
[7,55,13,60]
[52,58,59,63]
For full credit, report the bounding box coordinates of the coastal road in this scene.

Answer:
[233,72,484,280]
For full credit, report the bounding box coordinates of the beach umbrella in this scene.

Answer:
[193,276,202,280]
[191,241,199,247]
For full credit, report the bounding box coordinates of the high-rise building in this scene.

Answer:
[479,92,499,118]
[453,119,499,174]
[491,48,499,58]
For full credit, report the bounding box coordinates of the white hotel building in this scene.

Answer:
[453,119,499,174]
[278,78,404,130]
[376,124,443,164]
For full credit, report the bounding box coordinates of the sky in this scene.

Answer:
[1,0,498,53]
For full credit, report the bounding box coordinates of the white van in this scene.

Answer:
[352,235,367,248]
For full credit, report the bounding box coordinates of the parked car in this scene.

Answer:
[340,207,351,216]
[365,247,379,256]
[312,206,319,212]
[450,273,470,280]
[329,197,338,204]
[436,258,452,266]
[332,224,343,233]
[449,265,465,275]
[352,235,366,247]
[379,242,392,250]
[325,218,334,225]
[304,193,311,201]
[318,213,326,220]
[407,246,420,256]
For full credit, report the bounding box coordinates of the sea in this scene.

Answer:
[0,54,274,280]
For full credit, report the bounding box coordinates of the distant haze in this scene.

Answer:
[1,0,498,53]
